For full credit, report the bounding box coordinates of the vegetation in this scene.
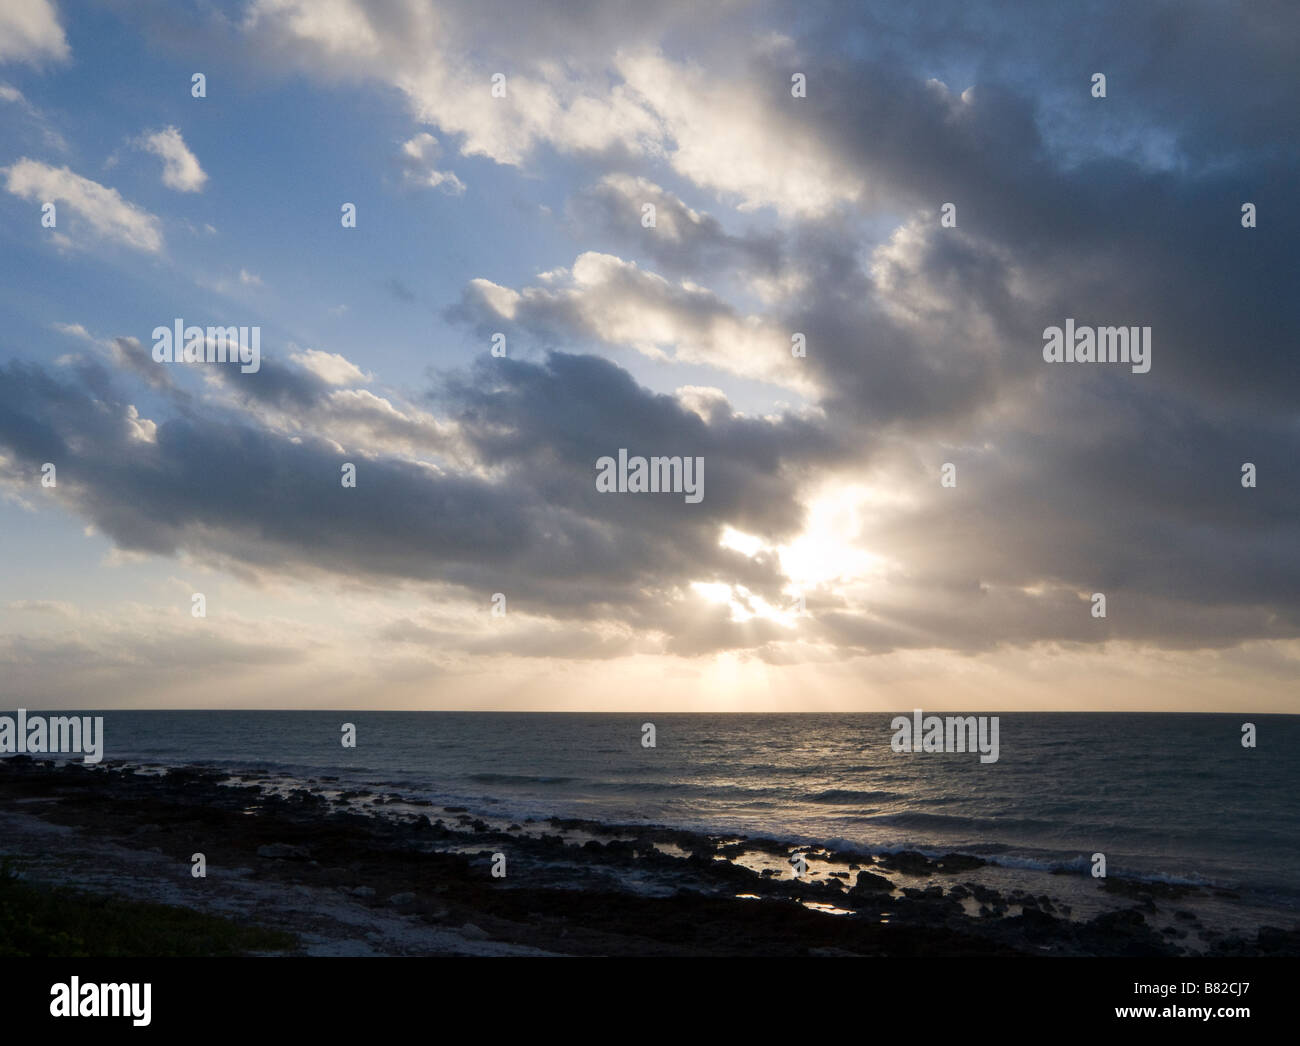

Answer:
[0,856,297,957]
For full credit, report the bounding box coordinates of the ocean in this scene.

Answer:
[42,709,1298,915]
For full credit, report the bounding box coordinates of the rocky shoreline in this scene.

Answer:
[1,757,1295,957]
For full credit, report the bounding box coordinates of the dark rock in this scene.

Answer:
[257,843,310,860]
[1257,926,1300,955]
[934,853,985,873]
[850,870,893,893]
[878,850,935,876]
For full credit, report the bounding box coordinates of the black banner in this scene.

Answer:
[0,956,1287,1032]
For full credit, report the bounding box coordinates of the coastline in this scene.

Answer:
[1,757,1295,957]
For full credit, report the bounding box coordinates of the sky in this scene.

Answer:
[0,0,1297,712]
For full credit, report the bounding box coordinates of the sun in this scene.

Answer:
[697,484,891,626]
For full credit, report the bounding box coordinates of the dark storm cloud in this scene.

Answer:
[742,7,1300,415]
[215,353,334,410]
[0,351,837,623]
[111,337,188,399]
[806,0,1300,168]
[868,377,1300,617]
[722,4,1300,648]
[434,351,840,585]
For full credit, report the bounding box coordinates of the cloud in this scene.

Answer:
[7,599,76,616]
[51,321,93,341]
[398,132,465,194]
[139,125,207,192]
[233,2,871,220]
[615,46,868,218]
[242,0,682,167]
[0,0,69,65]
[0,81,68,150]
[569,174,783,280]
[0,613,309,706]
[378,615,639,660]
[2,159,164,252]
[0,350,836,643]
[289,348,371,386]
[449,251,817,395]
[110,336,187,397]
[5,0,1300,682]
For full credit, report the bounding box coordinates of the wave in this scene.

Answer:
[800,788,905,804]
[466,773,580,786]
[102,750,1294,902]
[864,811,1059,833]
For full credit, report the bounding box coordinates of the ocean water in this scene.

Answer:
[26,710,1300,910]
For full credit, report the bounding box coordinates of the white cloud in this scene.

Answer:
[675,384,731,421]
[140,126,207,192]
[2,159,164,252]
[7,599,76,616]
[124,404,158,444]
[244,0,663,167]
[399,133,465,194]
[242,2,861,216]
[290,348,371,386]
[51,321,93,341]
[239,268,263,286]
[616,49,863,217]
[461,252,819,395]
[0,0,69,65]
